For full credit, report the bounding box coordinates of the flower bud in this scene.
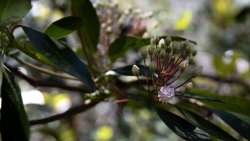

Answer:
[140,47,148,59]
[192,50,197,56]
[171,56,175,62]
[188,57,194,65]
[156,47,161,54]
[183,40,190,49]
[159,49,165,60]
[153,35,159,45]
[132,65,140,76]
[149,62,157,72]
[101,23,106,29]
[165,35,172,46]
[166,45,172,53]
[159,39,166,49]
[185,82,193,92]
[148,45,155,56]
[172,41,180,54]
[150,38,154,45]
[192,66,202,78]
[184,44,192,56]
[106,26,112,34]
[180,60,189,72]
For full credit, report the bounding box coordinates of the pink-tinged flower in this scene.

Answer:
[158,85,175,103]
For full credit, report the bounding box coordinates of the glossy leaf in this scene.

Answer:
[1,69,30,141]
[44,16,85,39]
[108,35,196,62]
[180,92,239,108]
[211,109,250,140]
[177,107,237,141]
[156,107,211,141]
[186,89,250,117]
[71,0,100,53]
[112,65,152,77]
[0,0,31,26]
[22,26,95,92]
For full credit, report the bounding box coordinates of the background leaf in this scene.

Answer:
[71,0,100,53]
[186,88,250,117]
[211,109,250,140]
[108,35,197,62]
[44,16,85,39]
[0,0,31,26]
[156,107,211,141]
[177,107,237,141]
[22,26,95,92]
[0,68,30,141]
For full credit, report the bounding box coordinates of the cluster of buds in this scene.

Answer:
[132,35,202,104]
[93,1,152,54]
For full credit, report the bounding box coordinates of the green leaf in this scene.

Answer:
[112,65,152,77]
[179,92,239,108]
[156,107,211,141]
[0,68,30,141]
[44,16,85,39]
[108,35,196,62]
[71,0,100,53]
[0,0,31,26]
[177,107,237,141]
[187,88,250,117]
[22,26,95,92]
[211,109,250,140]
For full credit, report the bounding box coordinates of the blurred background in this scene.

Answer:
[6,0,250,140]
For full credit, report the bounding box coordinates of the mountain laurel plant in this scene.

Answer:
[0,0,250,141]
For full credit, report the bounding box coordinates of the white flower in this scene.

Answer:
[158,85,175,103]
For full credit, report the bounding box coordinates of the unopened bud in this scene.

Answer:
[192,50,197,56]
[101,23,106,29]
[171,56,175,62]
[153,35,159,45]
[165,35,172,46]
[150,38,154,45]
[184,44,192,56]
[180,60,189,72]
[106,26,112,34]
[140,47,148,59]
[149,62,157,72]
[188,57,194,65]
[132,65,140,76]
[185,82,193,92]
[148,45,155,56]
[166,45,172,53]
[172,41,180,54]
[159,39,166,49]
[192,66,202,78]
[107,19,112,24]
[159,49,165,59]
[156,47,161,54]
[183,40,190,49]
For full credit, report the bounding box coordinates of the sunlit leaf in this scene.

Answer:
[108,35,196,62]
[22,26,95,92]
[211,109,250,140]
[0,0,31,26]
[71,0,100,53]
[156,107,211,141]
[0,68,30,141]
[177,107,237,141]
[44,16,85,39]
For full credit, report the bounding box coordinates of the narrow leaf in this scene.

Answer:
[0,0,31,26]
[1,68,30,141]
[156,107,211,141]
[44,16,85,39]
[211,109,250,140]
[71,0,100,53]
[178,107,237,141]
[108,35,196,62]
[186,88,250,117]
[180,92,239,108]
[112,65,152,77]
[22,26,95,92]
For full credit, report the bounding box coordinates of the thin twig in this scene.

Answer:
[11,56,78,80]
[29,100,100,125]
[4,63,90,93]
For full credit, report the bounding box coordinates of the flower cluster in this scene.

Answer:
[93,1,152,54]
[132,35,202,103]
